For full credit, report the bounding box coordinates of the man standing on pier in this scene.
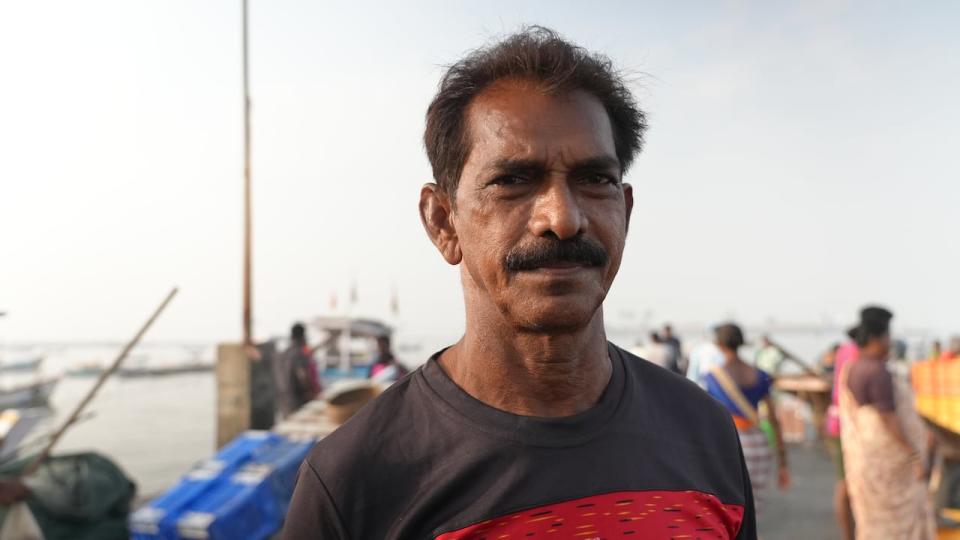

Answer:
[284,26,756,539]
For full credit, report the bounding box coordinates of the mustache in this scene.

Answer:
[504,236,609,272]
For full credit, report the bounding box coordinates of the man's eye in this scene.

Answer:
[491,175,529,186]
[581,174,618,185]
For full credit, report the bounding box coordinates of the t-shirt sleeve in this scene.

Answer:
[867,367,896,412]
[282,460,351,540]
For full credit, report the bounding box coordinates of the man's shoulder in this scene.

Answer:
[302,370,428,489]
[615,344,734,431]
[617,344,701,392]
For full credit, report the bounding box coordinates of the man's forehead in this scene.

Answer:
[464,81,618,167]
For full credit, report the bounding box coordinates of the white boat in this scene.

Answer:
[66,361,107,378]
[308,316,393,383]
[0,408,47,460]
[0,376,60,409]
[0,355,43,373]
[118,362,213,378]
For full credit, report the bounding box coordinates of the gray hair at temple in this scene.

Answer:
[423,25,647,196]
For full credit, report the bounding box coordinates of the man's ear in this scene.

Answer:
[623,182,634,233]
[419,183,462,265]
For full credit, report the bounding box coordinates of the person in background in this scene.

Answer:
[661,323,685,374]
[367,335,409,383]
[820,343,841,375]
[279,323,321,415]
[892,339,909,362]
[754,335,786,374]
[826,333,859,540]
[705,323,790,513]
[840,306,934,539]
[930,340,942,361]
[639,331,673,372]
[686,338,725,388]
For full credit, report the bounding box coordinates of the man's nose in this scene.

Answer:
[529,179,586,240]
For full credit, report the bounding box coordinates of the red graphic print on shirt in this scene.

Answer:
[434,490,745,539]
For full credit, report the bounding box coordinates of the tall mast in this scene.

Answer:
[242,0,253,345]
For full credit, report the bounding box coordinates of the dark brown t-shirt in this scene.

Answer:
[281,344,757,539]
[846,358,896,412]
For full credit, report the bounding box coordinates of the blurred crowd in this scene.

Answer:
[635,308,955,540]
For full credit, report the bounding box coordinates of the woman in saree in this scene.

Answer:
[705,323,790,510]
[840,306,934,539]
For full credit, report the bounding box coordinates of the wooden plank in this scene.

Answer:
[774,375,831,393]
[216,342,250,448]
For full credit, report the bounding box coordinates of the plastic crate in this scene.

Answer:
[174,437,315,540]
[130,431,281,540]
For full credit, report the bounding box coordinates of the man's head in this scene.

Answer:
[852,306,893,359]
[291,322,306,344]
[419,27,646,333]
[662,324,674,339]
[376,336,392,356]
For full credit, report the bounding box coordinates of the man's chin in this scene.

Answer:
[510,296,603,334]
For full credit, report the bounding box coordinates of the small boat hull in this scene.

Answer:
[118,364,213,378]
[0,356,43,373]
[0,377,60,410]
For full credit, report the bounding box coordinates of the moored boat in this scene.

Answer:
[68,361,213,379]
[308,316,393,383]
[66,362,107,378]
[0,355,43,373]
[117,362,213,378]
[0,408,47,461]
[0,376,60,410]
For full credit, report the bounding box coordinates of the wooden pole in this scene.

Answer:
[24,288,178,476]
[242,0,253,346]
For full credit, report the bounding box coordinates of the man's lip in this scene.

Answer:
[521,262,593,273]
[537,261,585,269]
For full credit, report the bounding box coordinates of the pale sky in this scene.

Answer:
[1,1,957,344]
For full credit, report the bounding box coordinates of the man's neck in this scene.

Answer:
[437,313,611,418]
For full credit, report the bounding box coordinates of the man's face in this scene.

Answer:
[446,80,633,332]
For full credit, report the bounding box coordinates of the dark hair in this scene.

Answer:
[291,322,306,343]
[852,306,893,348]
[714,323,745,351]
[424,26,647,195]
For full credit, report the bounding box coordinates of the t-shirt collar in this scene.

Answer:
[418,342,627,447]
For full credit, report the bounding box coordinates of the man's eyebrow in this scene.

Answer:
[568,155,622,173]
[485,158,545,175]
[485,155,621,175]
